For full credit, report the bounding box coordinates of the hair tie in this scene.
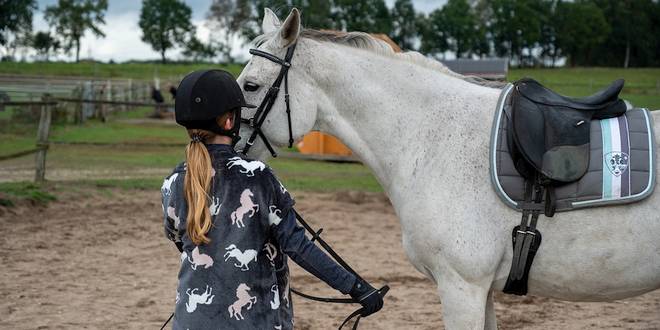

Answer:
[191,134,203,143]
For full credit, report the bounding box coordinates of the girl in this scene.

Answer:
[161,69,383,329]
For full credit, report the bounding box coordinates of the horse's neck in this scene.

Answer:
[306,43,502,204]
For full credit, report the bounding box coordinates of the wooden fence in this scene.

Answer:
[0,98,173,183]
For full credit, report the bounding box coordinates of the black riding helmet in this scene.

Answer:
[175,69,255,144]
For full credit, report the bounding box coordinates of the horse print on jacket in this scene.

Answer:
[270,284,280,309]
[209,196,221,216]
[227,156,266,177]
[268,205,283,226]
[161,173,178,196]
[188,246,214,270]
[167,206,181,228]
[185,285,215,313]
[224,244,258,271]
[228,283,257,320]
[230,189,259,228]
[263,242,277,267]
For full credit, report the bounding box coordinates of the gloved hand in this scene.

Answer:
[349,278,383,317]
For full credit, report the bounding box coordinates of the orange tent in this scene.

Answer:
[297,33,401,156]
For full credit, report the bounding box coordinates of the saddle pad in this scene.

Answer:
[490,84,656,212]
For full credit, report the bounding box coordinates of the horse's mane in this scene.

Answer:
[254,29,506,89]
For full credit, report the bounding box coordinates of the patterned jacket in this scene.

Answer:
[161,143,355,330]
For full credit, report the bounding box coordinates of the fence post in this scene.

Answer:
[35,97,53,183]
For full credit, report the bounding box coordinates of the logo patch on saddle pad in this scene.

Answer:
[604,152,629,177]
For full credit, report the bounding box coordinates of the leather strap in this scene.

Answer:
[242,44,298,157]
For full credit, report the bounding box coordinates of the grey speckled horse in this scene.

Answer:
[235,8,660,329]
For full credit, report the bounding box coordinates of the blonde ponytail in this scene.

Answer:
[184,129,214,245]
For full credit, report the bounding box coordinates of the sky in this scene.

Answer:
[31,0,447,62]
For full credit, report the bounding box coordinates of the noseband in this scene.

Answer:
[241,43,297,157]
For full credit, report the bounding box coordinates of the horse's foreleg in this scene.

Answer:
[436,273,491,330]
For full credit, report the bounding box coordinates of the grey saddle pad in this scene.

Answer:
[490,84,656,212]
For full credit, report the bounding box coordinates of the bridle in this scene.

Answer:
[240,43,297,157]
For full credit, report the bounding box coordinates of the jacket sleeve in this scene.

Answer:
[272,208,357,295]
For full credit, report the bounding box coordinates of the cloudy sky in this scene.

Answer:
[32,0,447,62]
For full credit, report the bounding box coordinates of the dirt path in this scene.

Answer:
[1,189,658,329]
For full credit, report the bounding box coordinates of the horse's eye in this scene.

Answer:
[244,82,260,92]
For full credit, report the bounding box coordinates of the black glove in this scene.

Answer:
[349,278,383,317]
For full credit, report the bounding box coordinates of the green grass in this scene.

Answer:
[508,67,660,109]
[0,61,244,80]
[0,181,57,206]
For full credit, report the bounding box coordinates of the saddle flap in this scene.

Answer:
[510,88,593,182]
[517,78,624,110]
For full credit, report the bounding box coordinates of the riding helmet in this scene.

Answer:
[175,69,255,139]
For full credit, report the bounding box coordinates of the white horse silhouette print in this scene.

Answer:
[167,206,181,228]
[228,283,257,320]
[227,156,266,177]
[277,179,287,194]
[175,290,180,304]
[230,189,259,228]
[268,205,283,226]
[161,173,178,196]
[180,251,187,264]
[209,196,221,216]
[188,246,214,270]
[263,242,277,267]
[270,284,280,309]
[185,285,215,313]
[224,244,258,271]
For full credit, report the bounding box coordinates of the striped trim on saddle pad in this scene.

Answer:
[490,84,656,212]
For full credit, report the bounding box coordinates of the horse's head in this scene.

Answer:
[237,8,319,160]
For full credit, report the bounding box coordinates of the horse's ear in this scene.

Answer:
[274,8,301,49]
[262,8,280,34]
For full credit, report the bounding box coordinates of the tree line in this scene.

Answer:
[1,0,658,67]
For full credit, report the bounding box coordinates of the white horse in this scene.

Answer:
[235,8,660,329]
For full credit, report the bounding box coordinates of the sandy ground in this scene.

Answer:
[1,188,659,329]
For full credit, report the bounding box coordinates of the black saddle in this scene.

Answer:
[503,78,627,296]
[508,78,627,184]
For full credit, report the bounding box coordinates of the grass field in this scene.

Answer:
[1,64,659,203]
[0,61,244,79]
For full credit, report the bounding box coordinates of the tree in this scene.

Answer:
[139,0,195,64]
[422,0,484,59]
[390,0,417,50]
[32,31,60,61]
[183,37,217,62]
[0,0,37,60]
[291,0,335,29]
[485,0,543,66]
[555,0,609,66]
[207,0,251,62]
[333,0,392,34]
[45,0,107,63]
